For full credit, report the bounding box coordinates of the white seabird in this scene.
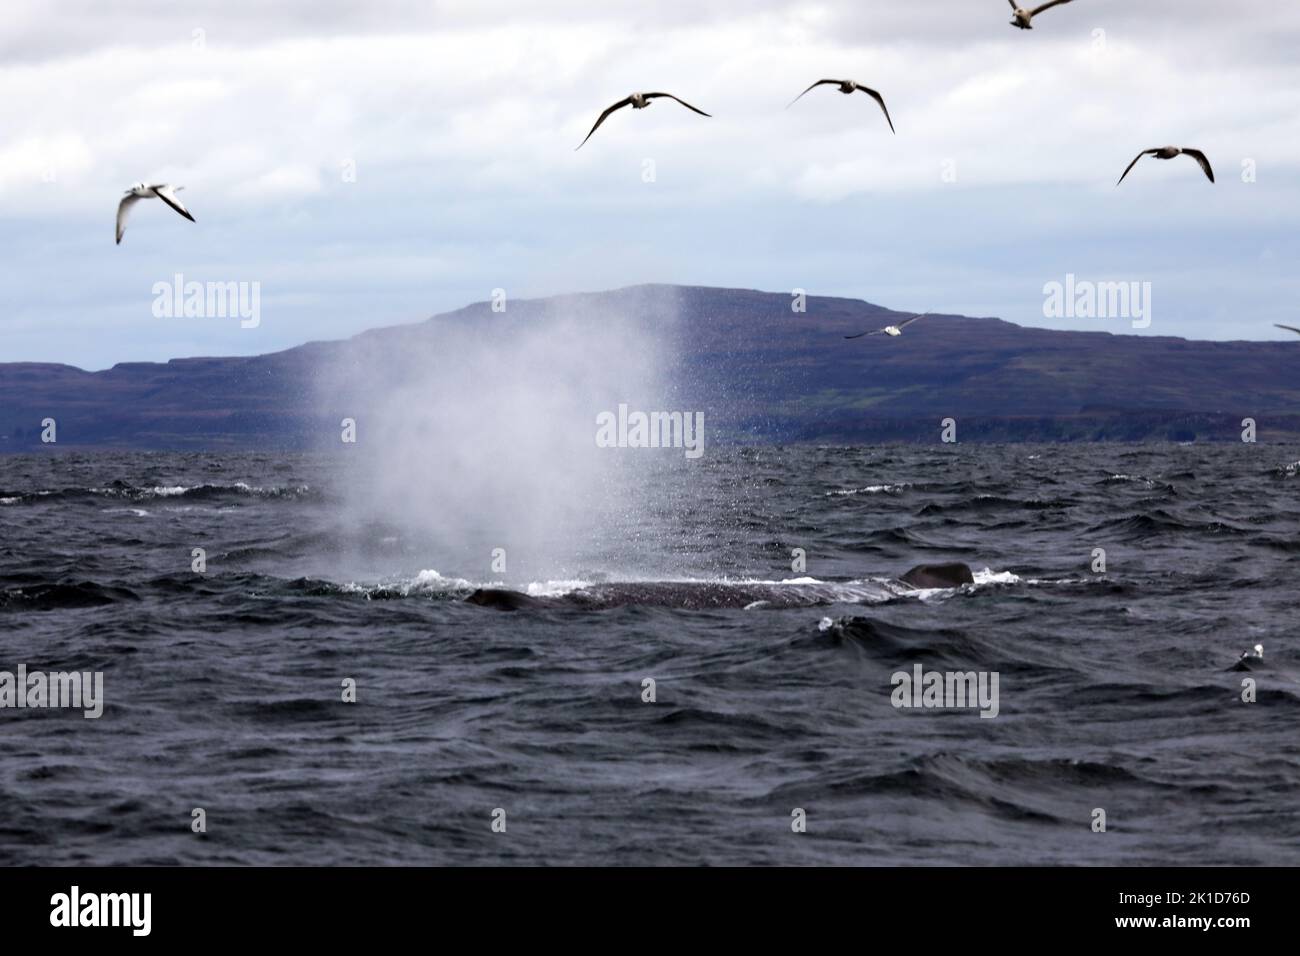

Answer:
[845,313,927,340]
[116,183,196,245]
[786,80,895,134]
[576,92,711,150]
[1117,147,1215,186]
[1008,0,1075,30]
[1240,644,1264,661]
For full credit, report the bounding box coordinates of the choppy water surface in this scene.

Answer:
[1,445,1297,865]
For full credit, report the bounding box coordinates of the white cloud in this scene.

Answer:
[1,0,1298,366]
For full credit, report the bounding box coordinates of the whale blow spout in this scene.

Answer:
[899,562,976,589]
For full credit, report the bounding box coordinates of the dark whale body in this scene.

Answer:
[463,588,552,611]
[899,562,976,589]
[464,563,977,611]
[466,582,834,611]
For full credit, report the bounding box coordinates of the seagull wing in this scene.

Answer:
[1007,0,1018,9]
[576,96,634,150]
[895,312,928,329]
[115,193,141,245]
[844,327,887,339]
[1117,149,1157,186]
[1182,148,1215,183]
[644,93,712,117]
[1274,324,1300,335]
[786,79,839,109]
[151,185,196,222]
[1029,0,1074,15]
[856,86,895,134]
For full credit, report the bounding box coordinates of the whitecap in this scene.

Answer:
[526,579,594,597]
[405,569,477,594]
[973,568,1021,586]
[826,483,909,497]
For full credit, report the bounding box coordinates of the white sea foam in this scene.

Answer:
[973,568,1021,586]
[405,569,477,594]
[826,483,909,497]
[83,482,307,499]
[526,579,595,597]
[1107,474,1156,486]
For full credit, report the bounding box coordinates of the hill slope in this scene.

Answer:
[2,285,1297,449]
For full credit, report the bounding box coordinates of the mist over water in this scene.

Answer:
[317,286,705,584]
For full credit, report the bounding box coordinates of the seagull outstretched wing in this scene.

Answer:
[856,86,895,134]
[787,79,840,109]
[115,193,141,245]
[1182,148,1215,183]
[152,185,195,222]
[643,92,712,116]
[576,96,634,150]
[1029,0,1075,15]
[1117,149,1158,185]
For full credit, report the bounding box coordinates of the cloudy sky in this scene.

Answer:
[3,0,1299,369]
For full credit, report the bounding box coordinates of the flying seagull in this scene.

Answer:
[1008,0,1075,29]
[575,92,711,150]
[845,313,927,340]
[116,183,195,245]
[786,80,895,134]
[1275,324,1300,335]
[1117,147,1215,186]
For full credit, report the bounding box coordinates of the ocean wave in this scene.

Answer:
[100,507,151,518]
[826,483,910,497]
[1096,474,1177,495]
[1090,510,1249,540]
[0,482,315,506]
[917,495,1073,515]
[332,569,481,600]
[0,581,142,610]
[780,752,1136,820]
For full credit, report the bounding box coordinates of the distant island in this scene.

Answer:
[3,284,1298,450]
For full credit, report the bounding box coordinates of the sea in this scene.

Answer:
[1,444,1297,865]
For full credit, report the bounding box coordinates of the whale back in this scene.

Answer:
[464,588,547,611]
[899,562,975,589]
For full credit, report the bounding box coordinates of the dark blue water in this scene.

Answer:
[1,445,1297,865]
